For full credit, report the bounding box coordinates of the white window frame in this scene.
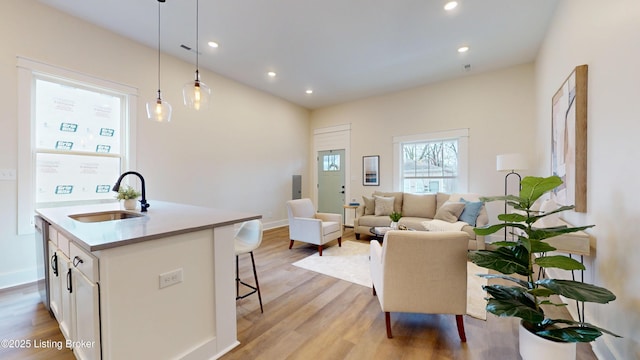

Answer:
[393,128,469,193]
[17,57,138,234]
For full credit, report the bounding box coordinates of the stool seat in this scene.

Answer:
[235,220,263,313]
[235,241,257,255]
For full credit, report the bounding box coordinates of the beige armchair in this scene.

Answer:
[286,198,342,256]
[370,230,469,341]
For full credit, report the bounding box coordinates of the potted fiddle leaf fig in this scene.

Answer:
[468,175,620,359]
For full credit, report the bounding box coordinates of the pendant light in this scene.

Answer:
[182,0,211,110]
[146,0,172,122]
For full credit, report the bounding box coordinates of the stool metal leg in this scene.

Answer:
[250,251,263,313]
[235,255,240,299]
[235,251,263,313]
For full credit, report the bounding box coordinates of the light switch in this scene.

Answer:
[0,169,16,180]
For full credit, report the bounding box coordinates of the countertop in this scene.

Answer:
[36,201,261,252]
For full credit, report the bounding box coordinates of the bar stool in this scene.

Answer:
[235,219,264,313]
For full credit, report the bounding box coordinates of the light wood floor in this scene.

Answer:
[0,226,597,359]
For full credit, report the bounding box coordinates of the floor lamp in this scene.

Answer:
[496,153,528,240]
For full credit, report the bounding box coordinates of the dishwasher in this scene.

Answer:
[34,215,50,312]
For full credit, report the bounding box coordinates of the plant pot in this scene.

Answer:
[390,221,398,230]
[123,199,137,210]
[519,321,576,360]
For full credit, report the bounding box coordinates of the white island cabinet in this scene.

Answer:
[37,201,260,360]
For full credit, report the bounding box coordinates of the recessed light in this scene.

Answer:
[458,46,469,53]
[305,89,313,95]
[444,1,458,11]
[267,71,277,78]
[208,41,219,48]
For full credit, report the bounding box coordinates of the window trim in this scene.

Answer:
[392,128,469,193]
[17,57,138,234]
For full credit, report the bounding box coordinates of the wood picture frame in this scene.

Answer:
[363,155,379,186]
[551,65,588,212]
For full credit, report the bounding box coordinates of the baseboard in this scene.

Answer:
[0,280,38,294]
[262,219,288,230]
[0,268,38,290]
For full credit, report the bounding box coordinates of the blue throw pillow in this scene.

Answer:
[458,198,483,226]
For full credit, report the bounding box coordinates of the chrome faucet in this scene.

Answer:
[113,171,150,212]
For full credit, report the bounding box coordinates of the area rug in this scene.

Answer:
[292,240,488,320]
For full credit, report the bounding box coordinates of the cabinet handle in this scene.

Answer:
[73,256,84,267]
[66,268,73,293]
[51,253,58,277]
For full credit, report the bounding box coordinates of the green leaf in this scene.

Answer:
[518,236,532,254]
[537,279,617,303]
[488,240,519,248]
[535,255,586,271]
[520,176,563,206]
[536,326,604,343]
[546,319,622,338]
[482,286,545,323]
[479,274,532,288]
[498,213,527,222]
[529,225,595,241]
[537,300,567,307]
[529,239,557,253]
[529,205,575,224]
[468,249,529,276]
[528,288,556,297]
[473,223,508,236]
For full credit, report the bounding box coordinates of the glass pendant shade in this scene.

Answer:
[183,0,211,110]
[183,71,211,110]
[146,91,172,122]
[148,0,171,122]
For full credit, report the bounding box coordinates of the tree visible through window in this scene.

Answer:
[323,154,340,171]
[401,139,458,193]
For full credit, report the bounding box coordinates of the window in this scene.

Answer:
[322,154,341,171]
[34,77,127,205]
[401,139,458,193]
[17,57,137,234]
[393,129,469,194]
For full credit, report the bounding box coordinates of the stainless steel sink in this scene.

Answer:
[69,210,144,223]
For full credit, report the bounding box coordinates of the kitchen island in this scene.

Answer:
[36,201,261,360]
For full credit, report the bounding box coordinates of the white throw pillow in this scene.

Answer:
[374,195,395,216]
[362,196,375,215]
[434,201,465,223]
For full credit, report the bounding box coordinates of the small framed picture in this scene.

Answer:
[363,155,379,186]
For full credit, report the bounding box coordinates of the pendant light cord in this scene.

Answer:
[157,0,162,97]
[196,0,199,72]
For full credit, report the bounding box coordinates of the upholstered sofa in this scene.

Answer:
[353,191,488,250]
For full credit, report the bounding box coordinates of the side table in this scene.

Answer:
[343,204,359,228]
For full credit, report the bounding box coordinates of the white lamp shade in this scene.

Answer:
[496,153,528,172]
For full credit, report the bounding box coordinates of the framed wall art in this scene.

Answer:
[551,64,588,212]
[363,155,379,186]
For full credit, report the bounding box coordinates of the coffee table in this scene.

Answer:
[369,226,392,240]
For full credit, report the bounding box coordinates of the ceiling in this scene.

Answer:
[38,0,559,109]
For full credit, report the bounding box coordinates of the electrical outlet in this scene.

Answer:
[0,169,16,181]
[159,268,183,289]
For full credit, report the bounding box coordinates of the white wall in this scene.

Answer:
[0,0,309,288]
[535,1,640,358]
[310,63,538,223]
